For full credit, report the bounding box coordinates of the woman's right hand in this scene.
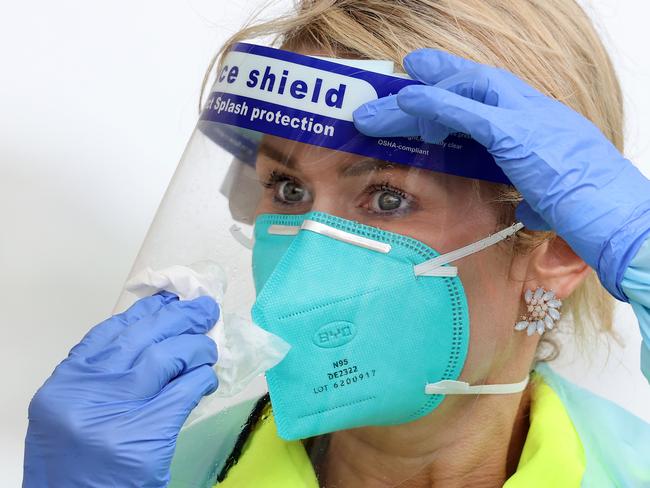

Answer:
[23,291,220,488]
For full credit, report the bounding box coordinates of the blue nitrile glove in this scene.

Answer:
[23,291,219,488]
[353,48,650,302]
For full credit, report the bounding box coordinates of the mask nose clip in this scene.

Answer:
[266,218,392,253]
[301,219,392,253]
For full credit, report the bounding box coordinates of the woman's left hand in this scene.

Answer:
[353,48,650,301]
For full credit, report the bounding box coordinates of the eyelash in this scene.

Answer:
[261,170,295,189]
[362,181,413,215]
[363,181,408,200]
[261,170,305,207]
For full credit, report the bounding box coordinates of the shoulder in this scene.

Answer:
[534,363,650,486]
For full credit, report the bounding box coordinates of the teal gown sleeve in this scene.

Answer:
[620,238,650,383]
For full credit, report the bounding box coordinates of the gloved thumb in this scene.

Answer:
[515,200,552,232]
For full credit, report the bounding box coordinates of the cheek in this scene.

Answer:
[255,197,276,216]
[457,247,521,377]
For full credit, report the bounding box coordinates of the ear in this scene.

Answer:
[523,236,591,298]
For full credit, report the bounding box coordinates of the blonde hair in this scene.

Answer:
[205,0,620,358]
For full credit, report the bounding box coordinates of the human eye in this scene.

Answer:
[360,182,416,216]
[261,170,312,207]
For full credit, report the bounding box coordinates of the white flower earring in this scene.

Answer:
[514,287,562,336]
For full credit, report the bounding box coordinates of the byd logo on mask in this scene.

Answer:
[313,321,357,348]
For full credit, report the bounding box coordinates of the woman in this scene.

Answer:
[23,1,650,487]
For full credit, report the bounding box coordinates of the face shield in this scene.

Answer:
[115,42,533,487]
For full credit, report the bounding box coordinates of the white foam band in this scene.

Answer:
[229,224,254,249]
[302,220,392,253]
[425,375,530,395]
[268,224,301,236]
[414,222,524,277]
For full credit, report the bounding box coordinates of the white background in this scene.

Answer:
[1,1,649,486]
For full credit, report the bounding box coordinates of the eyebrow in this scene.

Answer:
[339,158,400,177]
[258,140,401,177]
[258,140,296,169]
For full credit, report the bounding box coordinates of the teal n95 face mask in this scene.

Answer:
[252,211,527,441]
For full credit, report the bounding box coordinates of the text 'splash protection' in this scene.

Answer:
[199,43,509,184]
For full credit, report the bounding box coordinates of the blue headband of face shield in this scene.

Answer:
[201,42,511,187]
[204,43,530,440]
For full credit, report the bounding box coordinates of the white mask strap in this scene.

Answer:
[229,224,254,249]
[425,375,529,395]
[414,222,524,277]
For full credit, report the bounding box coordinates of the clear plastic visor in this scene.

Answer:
[115,118,515,487]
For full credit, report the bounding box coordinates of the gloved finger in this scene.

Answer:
[152,364,219,428]
[85,296,220,370]
[404,48,542,98]
[353,94,454,142]
[68,292,179,359]
[403,48,482,85]
[129,334,218,397]
[396,84,500,149]
[515,200,552,232]
[120,365,218,457]
[355,68,528,139]
[433,69,527,109]
[353,95,420,137]
[418,117,452,144]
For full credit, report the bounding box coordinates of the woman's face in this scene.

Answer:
[253,135,527,386]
